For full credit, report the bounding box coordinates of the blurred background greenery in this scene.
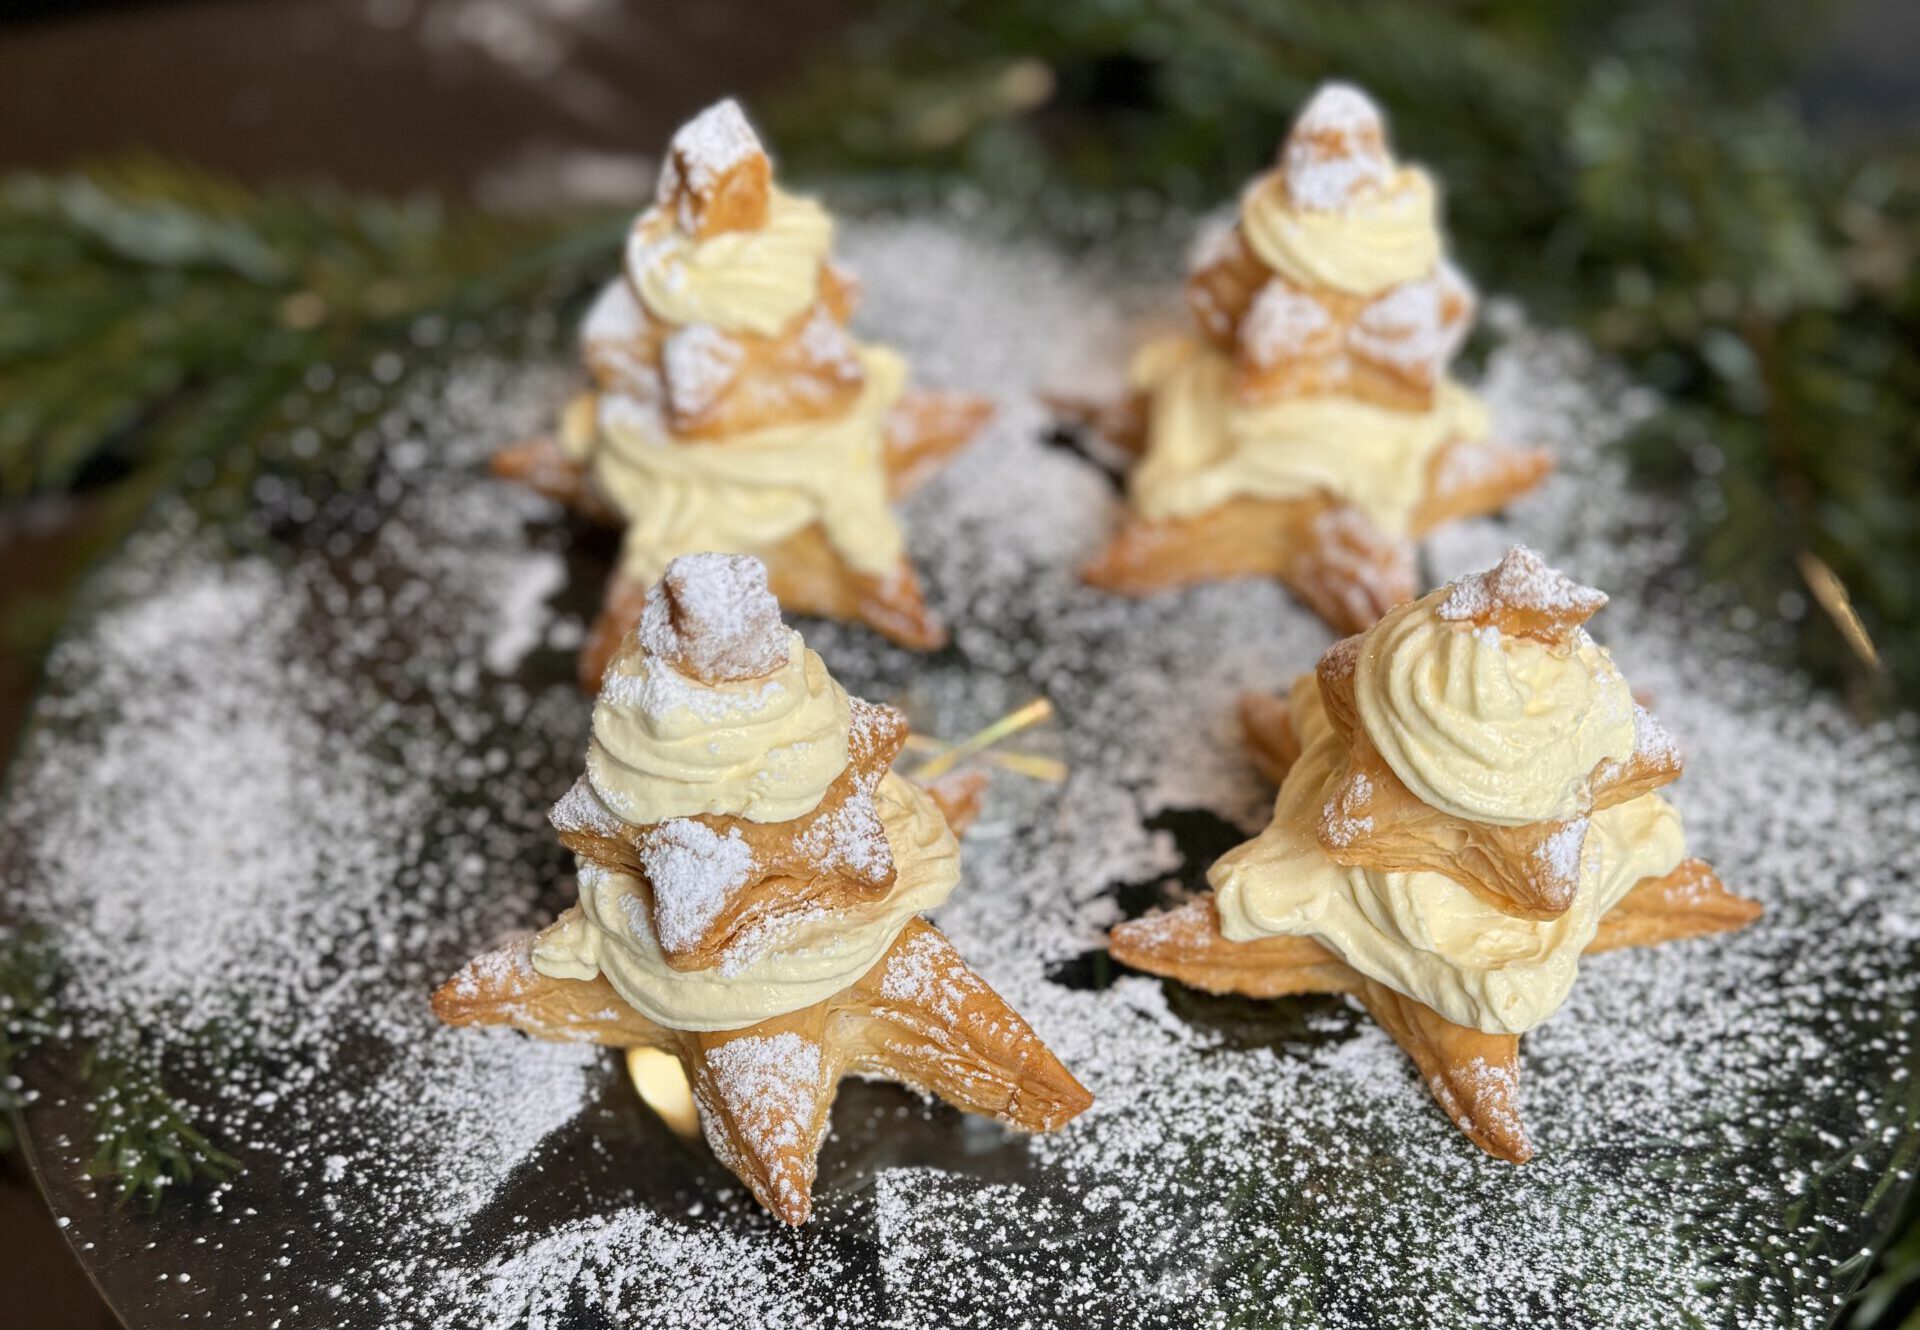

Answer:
[0,0,1915,1325]
[774,0,1920,710]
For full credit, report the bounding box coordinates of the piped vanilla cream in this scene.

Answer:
[591,345,908,584]
[1126,336,1486,535]
[1351,598,1637,825]
[1240,166,1442,297]
[627,187,833,336]
[586,628,852,826]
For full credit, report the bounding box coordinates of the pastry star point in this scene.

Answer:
[433,917,1091,1224]
[1109,862,1758,1163]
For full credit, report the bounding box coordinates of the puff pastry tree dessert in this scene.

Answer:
[1110,547,1760,1161]
[495,99,993,689]
[434,553,1088,1223]
[1062,83,1552,633]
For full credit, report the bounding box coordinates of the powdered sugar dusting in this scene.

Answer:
[656,97,765,216]
[1438,543,1609,624]
[1632,701,1681,766]
[797,305,860,375]
[1281,81,1392,212]
[661,322,743,419]
[791,788,892,883]
[1349,270,1466,378]
[1534,816,1590,887]
[1321,770,1376,847]
[551,774,624,836]
[639,820,757,954]
[1242,278,1333,368]
[698,1032,823,1214]
[598,645,787,724]
[3,210,1916,1329]
[636,552,789,684]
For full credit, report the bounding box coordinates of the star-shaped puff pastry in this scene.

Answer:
[1110,549,1761,1161]
[433,554,1086,1223]
[491,99,992,689]
[1057,82,1552,634]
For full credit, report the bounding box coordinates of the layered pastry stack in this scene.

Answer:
[433,554,1089,1223]
[1111,547,1761,1159]
[494,99,992,688]
[1070,83,1552,632]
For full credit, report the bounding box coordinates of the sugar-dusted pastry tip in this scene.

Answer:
[1242,279,1337,369]
[656,97,772,236]
[1437,544,1608,641]
[1281,80,1392,211]
[1292,81,1385,138]
[658,98,764,200]
[661,323,744,422]
[639,818,760,956]
[637,553,790,684]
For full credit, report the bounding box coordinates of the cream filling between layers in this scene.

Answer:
[1127,337,1487,535]
[587,629,851,826]
[591,345,908,584]
[531,773,961,1031]
[1211,676,1685,1035]
[1240,166,1441,297]
[627,187,833,336]
[1352,599,1637,825]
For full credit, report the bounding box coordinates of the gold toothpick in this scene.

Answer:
[910,697,1065,783]
[1798,550,1882,671]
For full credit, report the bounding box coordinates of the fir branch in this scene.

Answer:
[0,157,626,668]
[79,1048,241,1209]
[1,928,242,1206]
[1,157,624,500]
[0,927,56,1157]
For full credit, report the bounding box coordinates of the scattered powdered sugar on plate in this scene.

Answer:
[3,209,1918,1329]
[485,549,567,675]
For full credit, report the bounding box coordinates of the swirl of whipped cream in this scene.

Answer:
[591,345,907,583]
[1210,675,1684,1034]
[1239,167,1441,297]
[1352,598,1636,825]
[627,187,832,336]
[1126,337,1487,534]
[586,628,851,826]
[531,774,960,1030]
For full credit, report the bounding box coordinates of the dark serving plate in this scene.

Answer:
[4,216,1918,1329]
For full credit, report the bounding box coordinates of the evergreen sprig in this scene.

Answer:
[0,157,625,661]
[1,927,240,1207]
[79,1047,240,1208]
[0,927,55,1158]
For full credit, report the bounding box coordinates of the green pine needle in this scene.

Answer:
[1,156,626,499]
[79,1051,241,1209]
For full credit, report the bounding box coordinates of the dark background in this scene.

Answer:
[1,1,1915,1326]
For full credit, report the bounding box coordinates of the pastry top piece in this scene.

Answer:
[636,552,789,684]
[654,98,773,238]
[1435,543,1611,642]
